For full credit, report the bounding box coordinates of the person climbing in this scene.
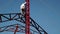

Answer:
[20,2,26,15]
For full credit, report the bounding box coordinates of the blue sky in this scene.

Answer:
[0,0,60,34]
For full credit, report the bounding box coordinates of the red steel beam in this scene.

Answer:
[25,0,30,34]
[14,24,18,34]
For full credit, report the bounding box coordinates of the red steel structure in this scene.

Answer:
[0,0,48,34]
[14,24,18,34]
[0,13,48,34]
[25,0,30,34]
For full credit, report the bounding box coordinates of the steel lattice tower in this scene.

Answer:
[0,0,48,34]
[25,0,30,34]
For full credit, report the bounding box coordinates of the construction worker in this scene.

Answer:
[20,2,26,15]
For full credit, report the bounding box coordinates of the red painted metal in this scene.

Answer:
[0,0,48,34]
[14,24,18,34]
[25,0,30,34]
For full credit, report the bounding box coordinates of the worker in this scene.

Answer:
[20,2,26,15]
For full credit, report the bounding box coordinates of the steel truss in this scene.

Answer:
[0,13,47,34]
